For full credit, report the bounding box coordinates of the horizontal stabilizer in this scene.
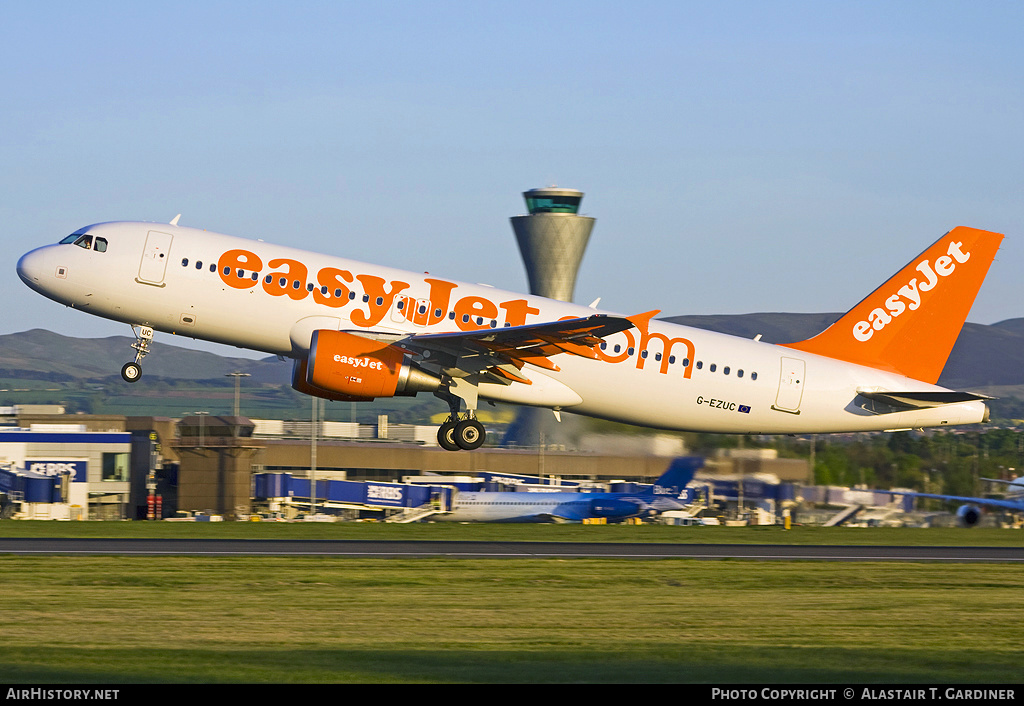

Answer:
[856,389,993,410]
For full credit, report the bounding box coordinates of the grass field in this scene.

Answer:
[1,524,1022,683]
[1,520,1022,545]
[0,554,1020,683]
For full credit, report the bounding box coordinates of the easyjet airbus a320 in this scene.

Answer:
[16,219,1002,450]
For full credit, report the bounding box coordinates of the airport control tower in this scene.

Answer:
[505,187,595,448]
[510,187,595,302]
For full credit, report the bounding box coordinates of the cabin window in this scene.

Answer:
[349,292,356,300]
[751,372,758,381]
[696,361,703,370]
[292,280,301,289]
[182,258,189,267]
[209,264,216,272]
[376,297,384,306]
[196,261,203,270]
[251,272,259,281]
[307,283,314,292]
[334,289,343,298]
[669,355,676,364]
[709,364,716,372]
[362,294,369,303]
[737,369,744,378]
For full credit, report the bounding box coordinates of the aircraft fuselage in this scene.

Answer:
[17,221,990,435]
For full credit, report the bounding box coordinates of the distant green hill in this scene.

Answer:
[0,329,290,384]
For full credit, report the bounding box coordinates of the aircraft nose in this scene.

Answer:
[17,246,53,292]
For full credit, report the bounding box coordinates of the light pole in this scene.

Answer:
[194,411,209,447]
[226,371,250,417]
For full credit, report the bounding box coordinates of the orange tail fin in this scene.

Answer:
[782,226,1003,383]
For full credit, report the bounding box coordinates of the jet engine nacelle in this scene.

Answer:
[304,330,440,400]
[589,498,645,520]
[956,504,982,527]
[291,357,373,402]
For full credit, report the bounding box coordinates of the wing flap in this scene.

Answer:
[396,314,636,384]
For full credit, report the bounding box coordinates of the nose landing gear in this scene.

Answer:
[121,325,154,383]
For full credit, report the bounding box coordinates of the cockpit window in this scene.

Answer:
[74,235,93,250]
[60,226,92,244]
[94,237,107,252]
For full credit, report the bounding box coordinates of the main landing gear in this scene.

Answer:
[121,325,154,383]
[437,414,486,451]
[435,382,486,451]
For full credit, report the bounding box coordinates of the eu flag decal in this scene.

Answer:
[738,405,751,414]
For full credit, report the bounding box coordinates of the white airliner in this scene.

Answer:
[16,219,1003,450]
[439,457,701,522]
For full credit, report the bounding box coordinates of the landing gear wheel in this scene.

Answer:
[454,418,486,450]
[121,362,142,383]
[437,420,461,451]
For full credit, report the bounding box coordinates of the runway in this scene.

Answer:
[0,538,1022,562]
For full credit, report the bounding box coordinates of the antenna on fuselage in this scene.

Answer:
[170,214,181,226]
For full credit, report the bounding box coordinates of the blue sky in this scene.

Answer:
[2,1,1021,357]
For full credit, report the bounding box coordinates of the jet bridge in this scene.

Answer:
[0,464,71,520]
[252,473,452,520]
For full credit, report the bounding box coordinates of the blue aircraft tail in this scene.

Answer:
[643,456,702,498]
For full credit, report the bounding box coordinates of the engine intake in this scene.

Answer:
[304,330,439,400]
[956,504,982,527]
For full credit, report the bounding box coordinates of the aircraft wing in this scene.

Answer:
[875,489,1024,513]
[350,313,637,386]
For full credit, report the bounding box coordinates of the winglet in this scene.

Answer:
[627,310,662,328]
[782,227,1003,383]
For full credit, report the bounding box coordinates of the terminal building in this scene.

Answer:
[2,408,981,526]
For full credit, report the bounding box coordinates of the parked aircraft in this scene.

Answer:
[439,456,701,522]
[878,476,1024,527]
[17,219,1002,449]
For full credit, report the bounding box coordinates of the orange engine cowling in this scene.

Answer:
[303,330,440,400]
[291,357,374,402]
